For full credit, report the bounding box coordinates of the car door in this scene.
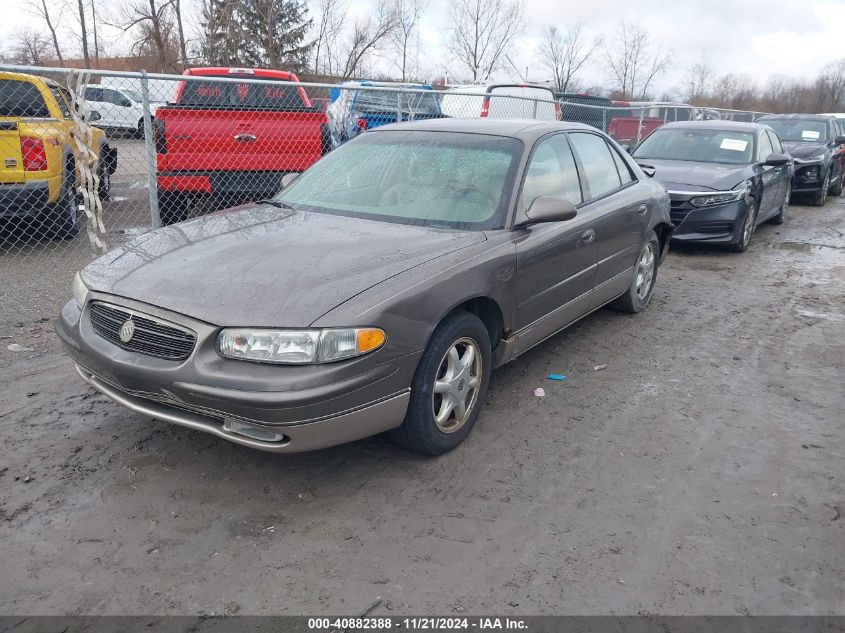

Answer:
[568,131,646,307]
[757,129,779,217]
[511,133,597,356]
[766,129,790,211]
[101,88,133,129]
[831,119,845,184]
[83,87,110,126]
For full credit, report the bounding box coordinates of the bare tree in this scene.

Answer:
[173,0,188,64]
[26,0,64,65]
[75,0,92,67]
[602,21,671,99]
[447,0,524,82]
[311,0,346,75]
[538,23,597,93]
[90,0,100,61]
[123,0,182,71]
[389,0,427,81]
[340,0,397,79]
[817,58,845,112]
[682,52,714,104]
[13,28,54,65]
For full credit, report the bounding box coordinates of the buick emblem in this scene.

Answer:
[119,319,135,343]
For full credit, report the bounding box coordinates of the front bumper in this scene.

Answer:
[0,181,51,218]
[791,162,825,193]
[56,294,420,452]
[668,194,747,244]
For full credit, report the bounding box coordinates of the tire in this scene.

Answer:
[157,190,189,226]
[388,311,492,455]
[137,118,145,139]
[49,161,80,240]
[610,230,659,313]
[97,155,111,200]
[728,199,757,252]
[830,170,843,197]
[770,186,789,225]
[813,170,830,206]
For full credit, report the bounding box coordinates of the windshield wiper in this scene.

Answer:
[259,199,295,210]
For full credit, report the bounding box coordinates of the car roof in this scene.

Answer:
[372,118,601,139]
[757,113,835,122]
[659,120,763,134]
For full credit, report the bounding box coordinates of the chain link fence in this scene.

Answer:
[0,64,768,328]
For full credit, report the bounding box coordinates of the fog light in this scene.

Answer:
[224,419,287,443]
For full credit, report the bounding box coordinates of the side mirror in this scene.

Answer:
[89,110,102,121]
[835,135,845,145]
[619,143,633,153]
[764,153,790,167]
[522,197,577,225]
[636,163,656,178]
[280,173,299,189]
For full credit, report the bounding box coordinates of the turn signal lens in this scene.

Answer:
[357,328,386,354]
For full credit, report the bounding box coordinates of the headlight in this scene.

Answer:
[217,327,386,364]
[794,155,825,163]
[689,188,746,208]
[72,271,89,309]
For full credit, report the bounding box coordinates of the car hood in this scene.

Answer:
[782,141,826,159]
[632,158,749,191]
[81,205,486,327]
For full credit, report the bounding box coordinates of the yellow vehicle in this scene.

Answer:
[0,71,116,238]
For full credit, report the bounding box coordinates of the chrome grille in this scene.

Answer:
[89,302,196,361]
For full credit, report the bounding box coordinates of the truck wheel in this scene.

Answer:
[388,311,491,456]
[49,161,80,240]
[97,156,111,200]
[158,191,189,226]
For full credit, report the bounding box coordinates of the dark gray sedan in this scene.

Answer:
[57,119,672,455]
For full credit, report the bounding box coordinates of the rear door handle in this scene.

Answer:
[581,228,596,244]
[637,204,648,215]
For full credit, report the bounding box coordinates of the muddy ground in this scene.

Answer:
[1,199,843,616]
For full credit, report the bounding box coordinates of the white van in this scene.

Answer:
[440,84,560,120]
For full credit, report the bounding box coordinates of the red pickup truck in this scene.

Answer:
[154,67,330,224]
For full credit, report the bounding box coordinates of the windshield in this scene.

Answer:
[633,128,755,164]
[761,119,828,143]
[121,88,142,102]
[354,89,440,115]
[277,131,522,230]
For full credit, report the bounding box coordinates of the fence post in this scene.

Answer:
[140,70,161,230]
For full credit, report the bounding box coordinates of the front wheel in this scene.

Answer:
[813,171,830,206]
[728,200,757,252]
[770,187,789,225]
[830,170,843,197]
[610,231,659,313]
[388,311,491,455]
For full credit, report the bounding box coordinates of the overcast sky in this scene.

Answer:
[2,0,843,94]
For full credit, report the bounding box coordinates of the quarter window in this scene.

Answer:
[569,133,622,199]
[521,134,582,209]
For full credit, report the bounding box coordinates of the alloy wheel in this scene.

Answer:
[432,337,482,434]
[635,242,657,300]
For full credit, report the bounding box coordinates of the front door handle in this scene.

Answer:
[580,228,596,244]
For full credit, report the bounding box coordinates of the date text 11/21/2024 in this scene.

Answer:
[307,617,528,630]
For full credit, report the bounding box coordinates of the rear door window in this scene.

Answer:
[569,133,623,200]
[0,80,50,117]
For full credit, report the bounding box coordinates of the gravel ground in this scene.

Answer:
[0,197,843,616]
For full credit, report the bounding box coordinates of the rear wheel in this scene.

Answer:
[813,171,830,206]
[49,161,80,240]
[157,190,189,226]
[388,311,491,455]
[610,230,659,313]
